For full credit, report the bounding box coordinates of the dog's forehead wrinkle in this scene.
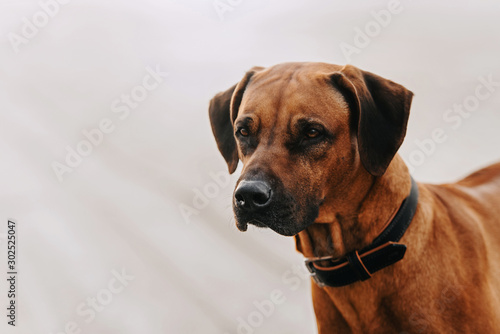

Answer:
[245,77,349,122]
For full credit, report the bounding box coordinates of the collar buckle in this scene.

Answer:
[304,259,326,288]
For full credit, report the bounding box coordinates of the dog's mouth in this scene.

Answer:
[234,207,319,237]
[236,219,266,232]
[235,198,326,234]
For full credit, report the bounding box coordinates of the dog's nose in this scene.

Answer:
[234,180,272,210]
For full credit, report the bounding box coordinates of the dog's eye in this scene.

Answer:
[237,127,249,137]
[305,128,321,139]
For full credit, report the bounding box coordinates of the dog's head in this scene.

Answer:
[209,62,413,236]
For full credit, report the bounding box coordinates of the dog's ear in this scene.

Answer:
[330,65,413,176]
[209,67,262,174]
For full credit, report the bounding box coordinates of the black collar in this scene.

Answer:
[305,177,419,288]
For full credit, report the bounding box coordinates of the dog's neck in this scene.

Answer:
[295,156,412,259]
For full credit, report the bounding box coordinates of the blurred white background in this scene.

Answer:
[0,0,499,333]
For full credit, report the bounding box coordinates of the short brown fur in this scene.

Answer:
[208,62,500,333]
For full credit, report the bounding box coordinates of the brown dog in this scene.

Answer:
[208,62,500,333]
